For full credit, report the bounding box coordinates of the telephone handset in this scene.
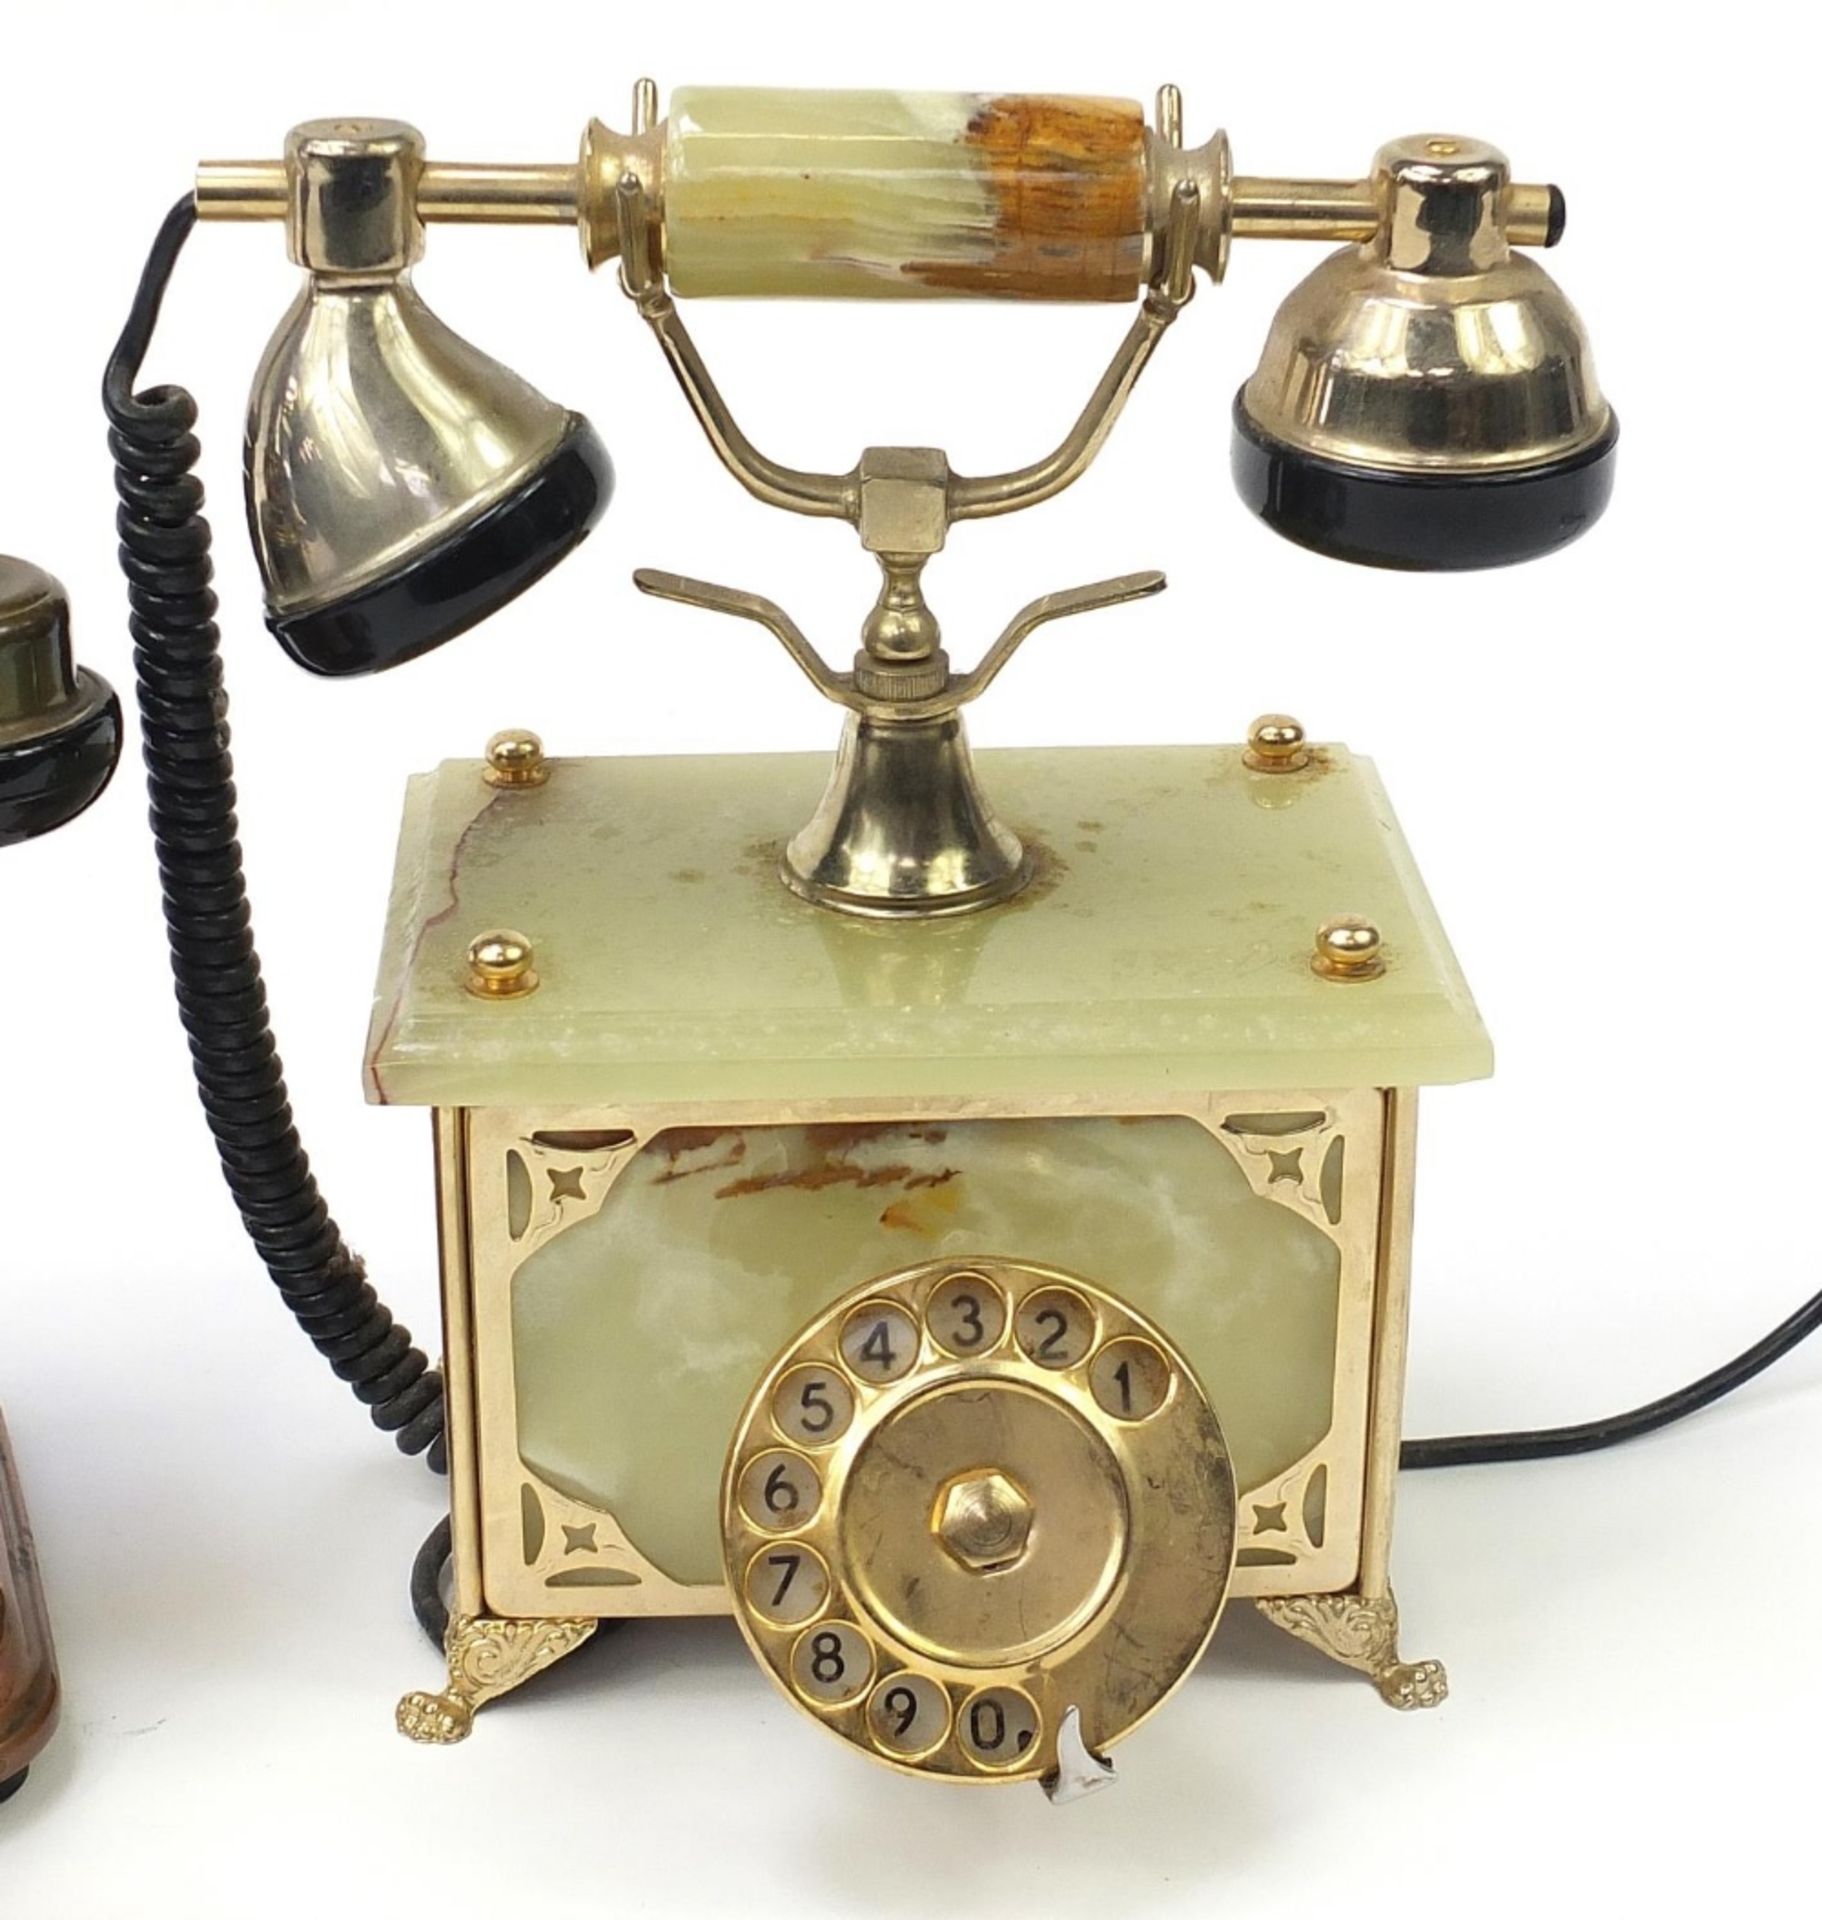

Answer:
[85,82,1637,1794]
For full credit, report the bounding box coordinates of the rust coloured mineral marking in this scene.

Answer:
[715,1161,960,1202]
[709,1122,961,1203]
[905,95,1146,300]
[879,1175,964,1234]
[649,1128,749,1185]
[367,781,516,1103]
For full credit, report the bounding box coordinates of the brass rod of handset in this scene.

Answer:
[196,155,1561,249]
[194,160,579,221]
[193,83,1566,256]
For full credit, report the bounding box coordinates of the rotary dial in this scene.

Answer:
[722,1256,1237,1785]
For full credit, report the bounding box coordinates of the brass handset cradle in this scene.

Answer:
[615,160,1193,912]
[634,567,1165,915]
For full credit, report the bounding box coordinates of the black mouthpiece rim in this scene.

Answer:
[1231,394,1619,571]
[268,412,613,677]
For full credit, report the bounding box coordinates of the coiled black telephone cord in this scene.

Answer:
[104,198,446,1477]
[102,197,1818,1650]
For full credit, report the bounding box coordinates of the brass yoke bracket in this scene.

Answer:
[615,137,1197,917]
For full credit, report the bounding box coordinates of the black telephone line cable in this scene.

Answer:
[1400,1281,1822,1469]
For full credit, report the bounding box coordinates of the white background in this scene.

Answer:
[3,4,1818,1914]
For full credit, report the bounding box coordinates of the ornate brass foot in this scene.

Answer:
[397,1612,597,1744]
[1254,1588,1447,1710]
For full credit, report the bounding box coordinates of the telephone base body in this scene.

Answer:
[366,742,1486,1743]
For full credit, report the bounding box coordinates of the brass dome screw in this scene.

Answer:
[466,929,539,999]
[1312,915,1385,982]
[483,729,549,788]
[1244,714,1311,773]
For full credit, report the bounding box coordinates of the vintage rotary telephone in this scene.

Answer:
[73,81,1816,1805]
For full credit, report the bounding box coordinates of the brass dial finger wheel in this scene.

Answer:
[723,1257,1237,1785]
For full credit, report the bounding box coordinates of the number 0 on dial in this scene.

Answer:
[957,1687,1042,1770]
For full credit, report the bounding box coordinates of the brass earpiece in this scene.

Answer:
[1232,135,1616,569]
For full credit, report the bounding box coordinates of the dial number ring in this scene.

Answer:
[722,1256,1237,1784]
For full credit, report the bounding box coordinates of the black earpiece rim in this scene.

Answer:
[1231,393,1619,571]
[0,672,122,848]
[268,412,614,677]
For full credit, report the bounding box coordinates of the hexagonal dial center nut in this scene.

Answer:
[932,1468,1035,1573]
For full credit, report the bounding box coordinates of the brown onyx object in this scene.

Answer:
[659,90,1149,301]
